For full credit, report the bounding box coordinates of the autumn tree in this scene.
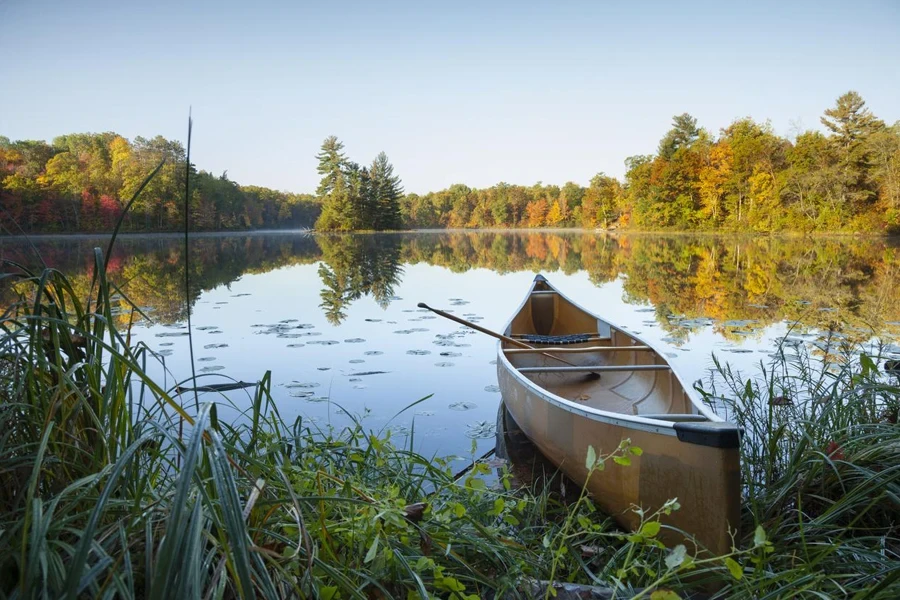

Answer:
[581,173,622,228]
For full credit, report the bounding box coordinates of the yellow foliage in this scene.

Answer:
[545,200,564,226]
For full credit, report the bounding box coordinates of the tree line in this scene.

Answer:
[402,92,899,232]
[0,133,319,233]
[3,91,897,234]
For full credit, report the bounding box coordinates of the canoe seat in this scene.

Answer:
[637,413,709,422]
[515,333,595,345]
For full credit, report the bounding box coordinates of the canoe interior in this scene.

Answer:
[503,281,697,419]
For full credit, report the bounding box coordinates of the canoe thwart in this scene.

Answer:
[518,365,671,373]
[516,333,594,345]
[673,421,742,448]
[504,345,653,354]
[637,413,709,422]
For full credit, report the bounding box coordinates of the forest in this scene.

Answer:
[0,133,319,232]
[401,92,900,232]
[2,92,898,233]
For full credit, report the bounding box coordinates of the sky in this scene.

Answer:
[1,0,899,194]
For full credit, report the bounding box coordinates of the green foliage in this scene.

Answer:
[314,137,404,231]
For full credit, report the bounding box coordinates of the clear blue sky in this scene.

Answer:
[1,0,898,194]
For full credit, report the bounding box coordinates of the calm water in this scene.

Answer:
[3,231,900,460]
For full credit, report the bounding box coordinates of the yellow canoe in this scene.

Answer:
[497,274,741,555]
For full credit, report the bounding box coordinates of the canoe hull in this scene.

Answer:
[496,275,741,556]
[499,366,740,554]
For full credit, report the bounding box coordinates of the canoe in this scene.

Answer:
[497,274,741,555]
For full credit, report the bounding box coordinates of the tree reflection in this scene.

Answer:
[316,234,403,324]
[2,232,899,340]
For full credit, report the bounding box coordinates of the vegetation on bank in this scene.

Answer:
[4,92,898,234]
[2,249,900,597]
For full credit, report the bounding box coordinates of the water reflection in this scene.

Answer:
[317,235,403,325]
[3,232,900,338]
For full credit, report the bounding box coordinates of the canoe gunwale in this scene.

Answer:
[497,274,727,438]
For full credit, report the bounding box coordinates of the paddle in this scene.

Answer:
[417,302,601,379]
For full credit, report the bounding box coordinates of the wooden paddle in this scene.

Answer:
[417,302,601,379]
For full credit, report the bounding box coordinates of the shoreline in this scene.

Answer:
[3,227,897,240]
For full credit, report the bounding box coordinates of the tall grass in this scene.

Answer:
[695,345,900,598]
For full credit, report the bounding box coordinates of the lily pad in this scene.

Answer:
[434,362,455,367]
[364,351,383,356]
[344,338,366,343]
[203,343,229,349]
[449,401,477,411]
[200,365,225,372]
[465,421,496,439]
[407,349,431,356]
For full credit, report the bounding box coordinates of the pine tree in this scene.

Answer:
[821,91,885,153]
[658,113,700,159]
[314,136,356,230]
[821,92,886,206]
[316,136,347,196]
[369,152,403,230]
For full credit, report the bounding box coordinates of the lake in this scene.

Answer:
[3,231,900,462]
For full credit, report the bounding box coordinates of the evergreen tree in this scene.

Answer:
[315,136,347,196]
[369,151,403,230]
[821,91,885,153]
[345,161,369,230]
[658,113,700,159]
[820,91,886,206]
[314,136,356,231]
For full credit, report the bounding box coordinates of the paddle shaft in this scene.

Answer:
[416,302,594,371]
